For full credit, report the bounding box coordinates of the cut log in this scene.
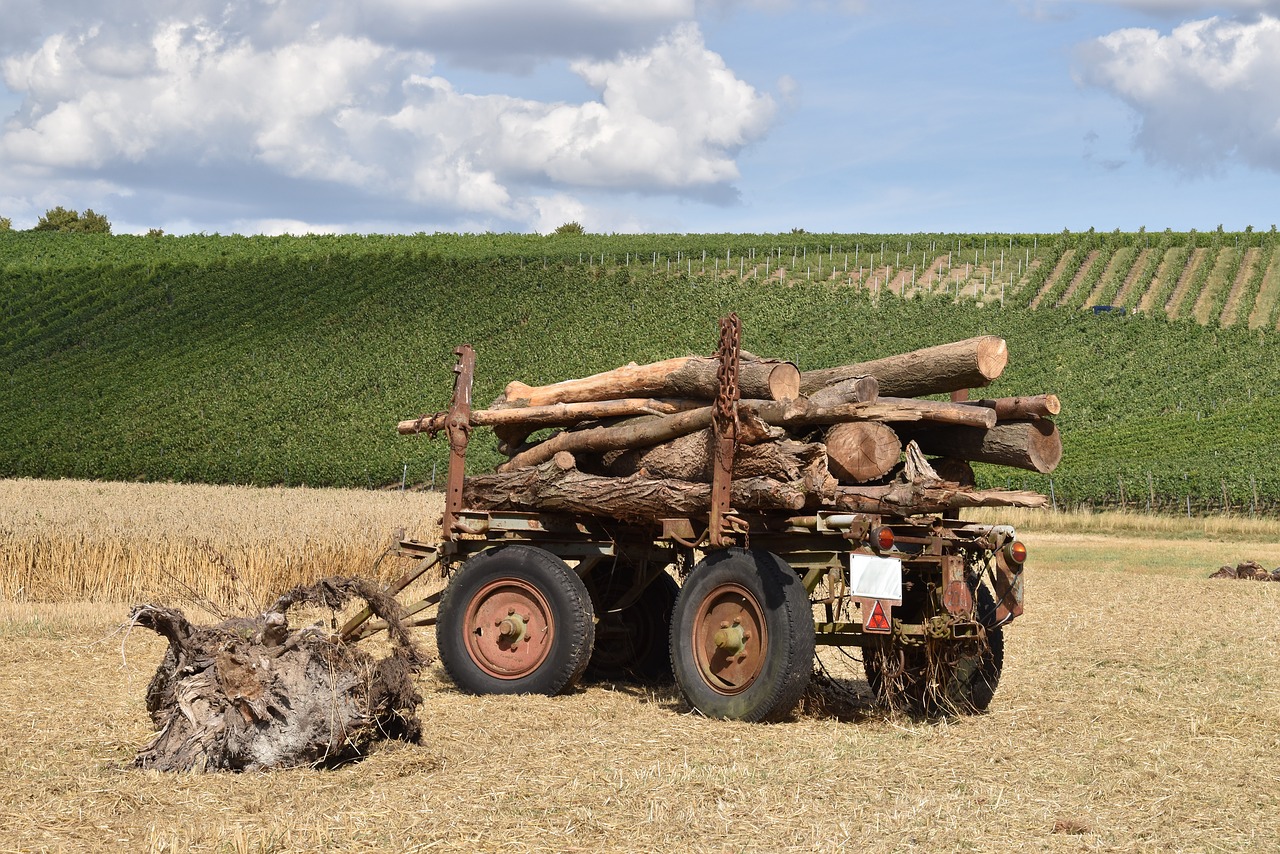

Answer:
[825,422,901,484]
[743,397,997,429]
[964,394,1061,421]
[799,336,1008,398]
[398,398,706,435]
[498,407,714,471]
[806,375,879,408]
[466,455,806,523]
[895,419,1062,474]
[502,356,800,407]
[833,484,1049,515]
[602,430,826,483]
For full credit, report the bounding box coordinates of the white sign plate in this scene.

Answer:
[849,554,903,602]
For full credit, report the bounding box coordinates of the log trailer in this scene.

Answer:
[348,318,1032,722]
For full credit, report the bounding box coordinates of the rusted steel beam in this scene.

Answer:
[443,345,475,539]
[709,313,741,548]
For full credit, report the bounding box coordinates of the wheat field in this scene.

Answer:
[1,479,1278,851]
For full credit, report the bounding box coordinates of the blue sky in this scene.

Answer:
[1,1,1278,235]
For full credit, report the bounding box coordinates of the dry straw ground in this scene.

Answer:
[2,480,1278,852]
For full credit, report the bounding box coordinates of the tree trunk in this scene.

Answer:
[806,375,879,408]
[825,422,902,483]
[498,407,714,471]
[799,336,1008,397]
[466,455,806,523]
[743,397,996,429]
[602,430,827,483]
[398,397,706,435]
[963,394,1060,421]
[131,579,423,772]
[895,419,1062,474]
[833,484,1049,515]
[501,356,800,407]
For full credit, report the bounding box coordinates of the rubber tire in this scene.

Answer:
[669,548,815,722]
[863,586,1005,714]
[946,626,1003,713]
[586,570,679,683]
[437,545,595,696]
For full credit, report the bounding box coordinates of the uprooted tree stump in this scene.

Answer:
[131,577,425,772]
[1209,561,1280,582]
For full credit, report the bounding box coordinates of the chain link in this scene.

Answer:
[713,312,741,430]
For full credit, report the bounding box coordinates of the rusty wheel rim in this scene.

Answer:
[690,583,768,695]
[462,579,555,679]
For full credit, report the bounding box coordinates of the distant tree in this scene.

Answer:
[147,228,165,238]
[32,206,112,234]
[790,227,807,235]
[552,221,585,235]
[0,216,11,232]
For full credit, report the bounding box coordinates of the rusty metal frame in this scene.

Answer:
[709,313,741,548]
[442,344,475,540]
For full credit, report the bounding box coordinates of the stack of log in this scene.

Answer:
[400,335,1060,523]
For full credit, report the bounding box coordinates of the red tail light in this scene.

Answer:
[1005,540,1027,564]
[873,526,895,551]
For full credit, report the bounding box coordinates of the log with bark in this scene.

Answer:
[131,578,423,772]
[799,335,1008,398]
[500,356,801,407]
[824,421,902,484]
[467,453,807,523]
[599,430,827,483]
[962,394,1061,421]
[833,483,1050,515]
[895,419,1063,474]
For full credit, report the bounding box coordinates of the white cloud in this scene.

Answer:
[0,2,776,232]
[1076,14,1280,175]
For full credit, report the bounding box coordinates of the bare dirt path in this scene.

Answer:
[1055,249,1101,308]
[1113,247,1153,307]
[1164,247,1207,319]
[1083,247,1135,307]
[1029,248,1078,309]
[1247,248,1280,329]
[1218,247,1260,327]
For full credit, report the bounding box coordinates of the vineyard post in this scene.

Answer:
[401,463,407,491]
[431,462,437,490]
[1221,479,1229,515]
[1147,472,1154,513]
[1252,476,1258,515]
[1049,478,1057,511]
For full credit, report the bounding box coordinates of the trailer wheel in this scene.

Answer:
[437,545,595,696]
[586,568,679,683]
[670,549,814,722]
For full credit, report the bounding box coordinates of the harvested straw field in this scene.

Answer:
[2,480,1278,851]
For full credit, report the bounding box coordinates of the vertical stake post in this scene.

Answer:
[442,344,475,541]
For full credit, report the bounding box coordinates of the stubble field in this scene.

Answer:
[2,479,1278,852]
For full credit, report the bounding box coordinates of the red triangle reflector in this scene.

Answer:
[866,600,891,632]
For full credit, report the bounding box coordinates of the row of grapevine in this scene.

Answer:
[5,233,1280,509]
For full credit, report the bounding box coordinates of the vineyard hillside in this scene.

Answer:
[3,230,1278,511]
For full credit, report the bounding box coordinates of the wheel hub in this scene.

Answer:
[462,579,554,679]
[691,583,767,695]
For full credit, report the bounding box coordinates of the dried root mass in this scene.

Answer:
[132,577,425,772]
[1209,561,1280,582]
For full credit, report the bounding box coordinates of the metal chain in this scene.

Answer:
[713,312,741,430]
